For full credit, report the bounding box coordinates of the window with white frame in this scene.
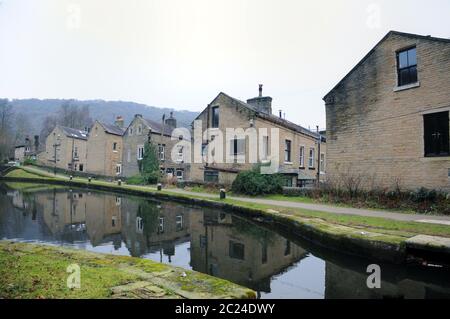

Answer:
[158,144,165,161]
[116,163,122,175]
[176,146,184,162]
[299,146,305,168]
[309,148,315,168]
[285,140,292,163]
[137,145,144,160]
[176,215,183,231]
[176,169,184,180]
[158,217,164,233]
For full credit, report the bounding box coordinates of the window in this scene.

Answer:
[127,149,131,162]
[113,142,117,151]
[229,241,245,260]
[176,169,184,180]
[79,164,84,172]
[424,111,449,157]
[284,140,292,162]
[176,215,183,231]
[204,170,219,183]
[158,217,164,233]
[201,143,208,157]
[261,241,268,264]
[285,177,293,187]
[137,145,144,160]
[129,127,133,136]
[73,147,78,158]
[176,146,184,162]
[262,136,269,160]
[309,148,315,168]
[284,240,291,256]
[211,106,219,128]
[230,138,245,156]
[397,47,417,86]
[320,153,325,173]
[116,164,122,175]
[299,146,305,168]
[137,125,142,135]
[158,144,165,161]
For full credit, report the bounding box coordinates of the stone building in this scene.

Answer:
[189,210,307,293]
[86,118,125,177]
[323,31,450,191]
[40,125,88,172]
[122,113,189,180]
[14,136,40,162]
[190,87,326,186]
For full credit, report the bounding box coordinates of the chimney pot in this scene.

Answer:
[258,84,263,97]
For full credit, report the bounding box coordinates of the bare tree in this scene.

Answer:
[0,99,14,160]
[14,112,33,146]
[40,102,93,142]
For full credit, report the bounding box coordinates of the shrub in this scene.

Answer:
[231,168,284,196]
[23,158,36,166]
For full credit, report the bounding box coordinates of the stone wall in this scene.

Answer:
[325,33,450,191]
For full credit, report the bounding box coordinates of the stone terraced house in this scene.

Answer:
[40,125,88,172]
[86,118,125,177]
[190,86,326,187]
[323,31,450,191]
[122,113,190,180]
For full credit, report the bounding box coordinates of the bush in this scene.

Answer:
[23,158,36,166]
[231,169,284,196]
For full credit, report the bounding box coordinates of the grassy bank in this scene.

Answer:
[0,241,255,299]
[3,166,450,263]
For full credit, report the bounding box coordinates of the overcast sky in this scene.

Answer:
[1,0,449,129]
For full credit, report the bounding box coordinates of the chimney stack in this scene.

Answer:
[164,111,177,129]
[279,110,282,118]
[34,135,40,152]
[247,84,273,115]
[115,116,124,128]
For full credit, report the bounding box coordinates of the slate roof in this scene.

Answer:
[58,125,89,140]
[98,122,125,136]
[142,118,175,136]
[217,92,324,141]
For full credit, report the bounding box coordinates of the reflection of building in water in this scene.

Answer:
[190,210,308,293]
[121,198,191,258]
[325,261,450,299]
[7,190,30,211]
[35,190,121,245]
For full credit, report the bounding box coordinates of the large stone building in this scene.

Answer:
[122,113,189,180]
[40,125,88,172]
[86,119,125,177]
[324,31,450,191]
[190,87,326,186]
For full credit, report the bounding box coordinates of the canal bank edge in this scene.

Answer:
[0,241,256,299]
[0,173,414,265]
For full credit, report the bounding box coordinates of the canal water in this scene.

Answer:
[1,183,449,299]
